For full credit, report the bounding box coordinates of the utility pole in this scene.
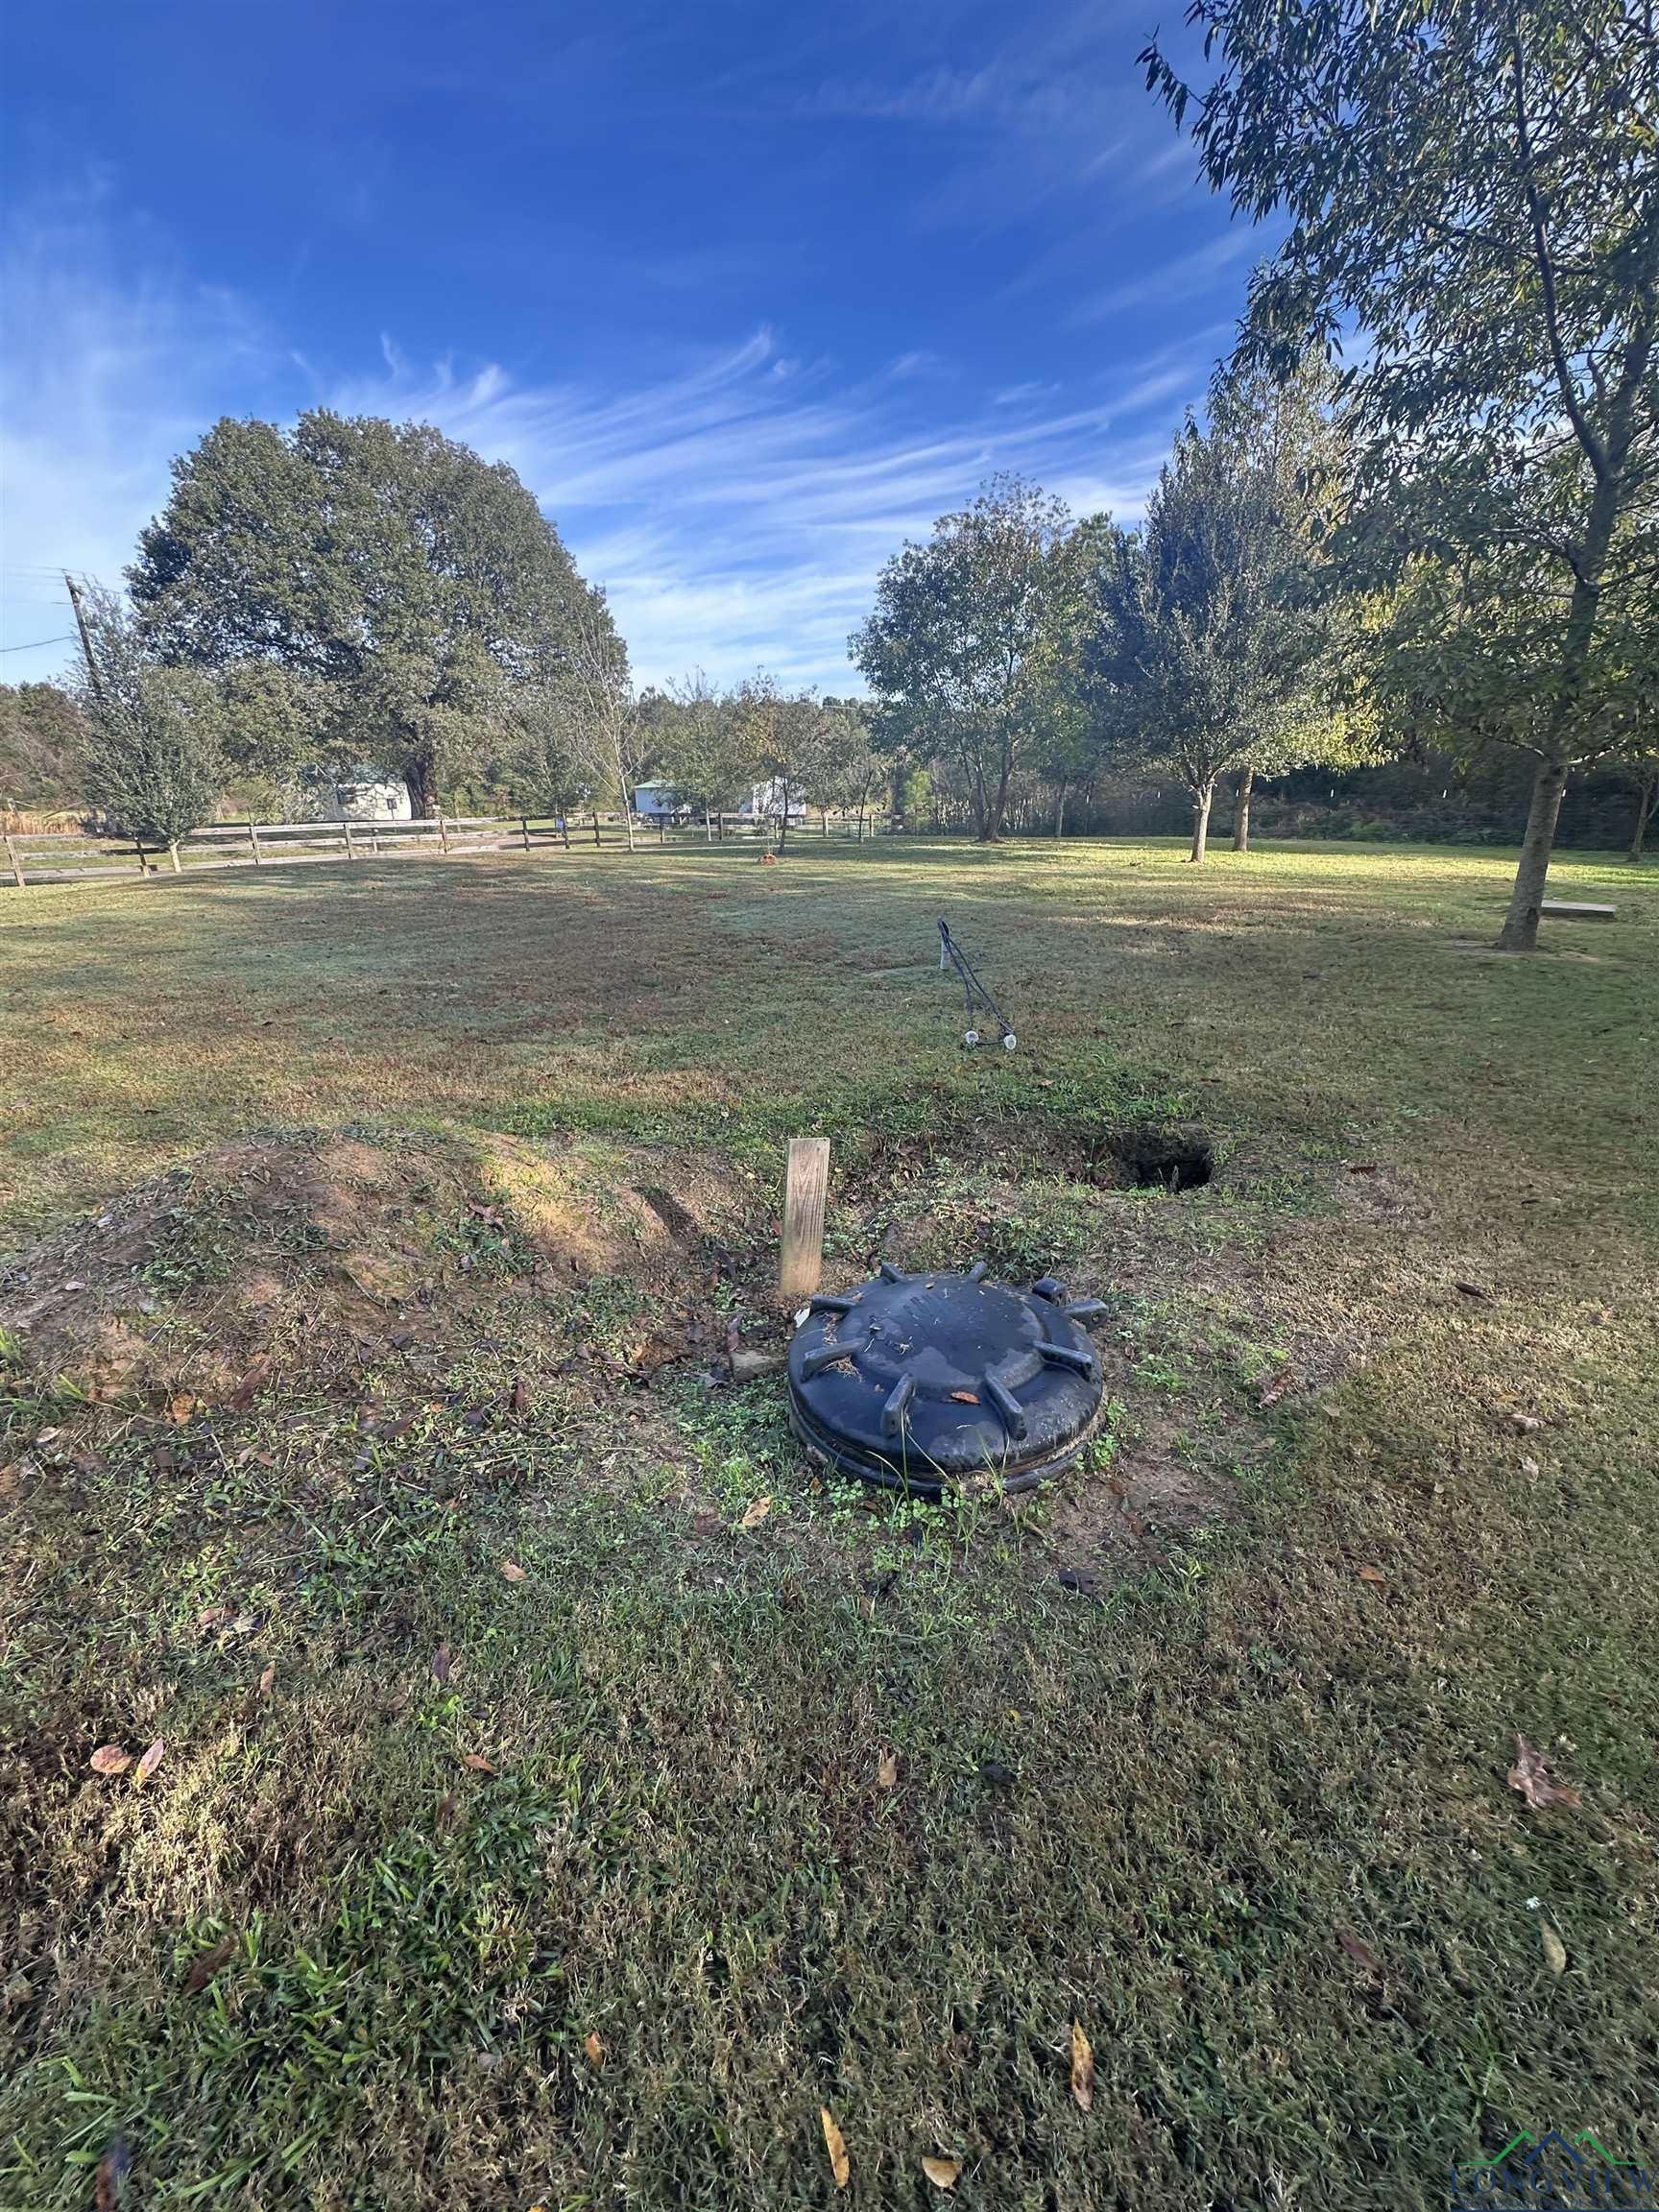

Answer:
[64,574,104,701]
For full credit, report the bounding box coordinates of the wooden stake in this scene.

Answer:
[780,1138,830,1303]
[4,833,23,889]
[343,821,356,860]
[437,811,449,854]
[521,814,532,853]
[168,840,181,875]
[248,820,262,865]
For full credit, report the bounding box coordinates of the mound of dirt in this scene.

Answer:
[0,1126,755,1416]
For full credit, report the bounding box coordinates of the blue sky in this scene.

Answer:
[1,0,1263,695]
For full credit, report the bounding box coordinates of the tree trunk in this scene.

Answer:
[1497,752,1569,950]
[978,747,1011,843]
[1629,762,1658,862]
[1498,442,1630,946]
[704,803,712,844]
[778,779,789,850]
[1189,781,1214,862]
[1054,782,1067,839]
[1232,766,1255,854]
[405,757,438,818]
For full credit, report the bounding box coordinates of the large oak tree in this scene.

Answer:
[130,411,605,816]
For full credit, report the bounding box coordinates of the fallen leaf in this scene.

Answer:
[197,1604,231,1632]
[509,1376,529,1416]
[35,1426,61,1444]
[1540,1919,1567,1975]
[1355,1565,1388,1587]
[1511,1412,1543,1433]
[1345,1161,1379,1173]
[1521,1455,1541,1476]
[168,1390,196,1426]
[820,2106,850,2189]
[1258,1367,1294,1408]
[256,1662,276,1697]
[500,1559,528,1582]
[432,1640,451,1685]
[435,1791,457,1829]
[1336,1928,1381,1975]
[584,2030,605,2069]
[740,1495,772,1529]
[1455,1281,1490,1300]
[135,1738,164,1783]
[947,1389,980,1405]
[462,1751,497,1773]
[1507,1733,1582,1811]
[185,1935,237,1993]
[94,2134,130,2212]
[725,1313,742,1362]
[89,1744,132,1775]
[922,2153,962,2190]
[224,1359,273,1412]
[878,1748,900,1789]
[1070,2020,1094,2111]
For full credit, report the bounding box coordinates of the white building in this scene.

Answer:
[303,767,413,823]
[632,780,691,823]
[739,779,808,824]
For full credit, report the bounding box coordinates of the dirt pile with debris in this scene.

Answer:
[0,1126,756,1422]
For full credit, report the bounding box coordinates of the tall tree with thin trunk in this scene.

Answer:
[652,672,757,838]
[553,588,639,849]
[854,475,1073,844]
[69,587,222,860]
[1091,372,1344,860]
[1142,0,1659,944]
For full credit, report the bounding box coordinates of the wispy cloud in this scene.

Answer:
[0,179,292,669]
[1,195,1214,695]
[334,330,1204,688]
[1069,228,1259,325]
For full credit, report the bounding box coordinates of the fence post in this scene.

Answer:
[659,814,666,847]
[169,841,181,876]
[248,821,262,866]
[521,814,531,853]
[343,821,356,860]
[3,833,23,889]
[437,811,449,854]
[717,811,724,842]
[562,816,571,851]
[592,813,601,847]
[133,840,148,875]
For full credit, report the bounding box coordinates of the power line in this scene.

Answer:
[0,633,78,653]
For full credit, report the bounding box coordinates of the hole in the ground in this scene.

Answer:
[1103,1124,1214,1192]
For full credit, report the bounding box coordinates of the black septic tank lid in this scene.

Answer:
[787,1262,1106,1497]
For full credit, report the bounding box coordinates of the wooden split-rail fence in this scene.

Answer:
[1,806,884,891]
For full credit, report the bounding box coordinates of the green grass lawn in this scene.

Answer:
[2,836,1655,2210]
